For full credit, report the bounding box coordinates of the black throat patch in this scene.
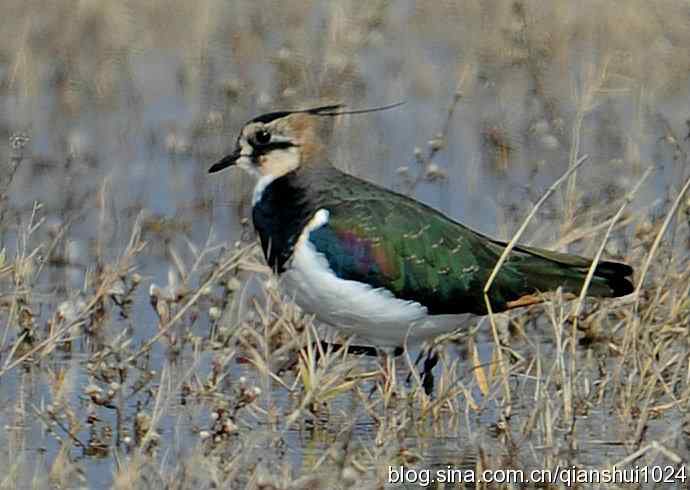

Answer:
[251,171,317,273]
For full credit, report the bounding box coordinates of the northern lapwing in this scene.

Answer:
[209,103,634,385]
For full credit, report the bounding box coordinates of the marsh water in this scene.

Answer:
[1,1,690,488]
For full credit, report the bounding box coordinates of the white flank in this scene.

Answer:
[281,208,475,347]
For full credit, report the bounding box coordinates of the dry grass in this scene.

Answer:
[1,0,690,488]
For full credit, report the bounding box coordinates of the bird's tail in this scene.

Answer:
[498,241,635,299]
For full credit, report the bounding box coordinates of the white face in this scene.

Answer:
[208,111,324,178]
[235,121,300,179]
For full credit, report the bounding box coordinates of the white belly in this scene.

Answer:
[281,209,476,347]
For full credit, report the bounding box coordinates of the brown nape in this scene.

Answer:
[284,112,333,164]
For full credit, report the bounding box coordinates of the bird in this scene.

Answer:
[208,103,634,354]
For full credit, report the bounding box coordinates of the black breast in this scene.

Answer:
[251,173,317,273]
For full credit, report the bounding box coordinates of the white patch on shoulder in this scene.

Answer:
[280,208,475,346]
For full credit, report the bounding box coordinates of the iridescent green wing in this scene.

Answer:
[308,175,632,315]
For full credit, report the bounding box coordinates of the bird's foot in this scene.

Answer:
[421,350,439,396]
[406,347,440,396]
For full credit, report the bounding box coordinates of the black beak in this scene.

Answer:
[208,147,241,173]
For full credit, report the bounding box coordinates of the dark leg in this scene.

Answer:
[421,350,440,396]
[404,346,439,395]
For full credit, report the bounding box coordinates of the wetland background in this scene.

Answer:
[1,0,690,488]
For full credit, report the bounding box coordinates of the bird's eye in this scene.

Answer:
[253,129,271,146]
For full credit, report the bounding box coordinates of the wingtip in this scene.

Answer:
[611,276,635,297]
[595,260,635,297]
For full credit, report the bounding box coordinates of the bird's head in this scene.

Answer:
[208,102,404,180]
[207,104,343,179]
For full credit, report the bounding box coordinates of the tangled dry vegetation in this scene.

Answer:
[1,161,689,489]
[2,0,690,489]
